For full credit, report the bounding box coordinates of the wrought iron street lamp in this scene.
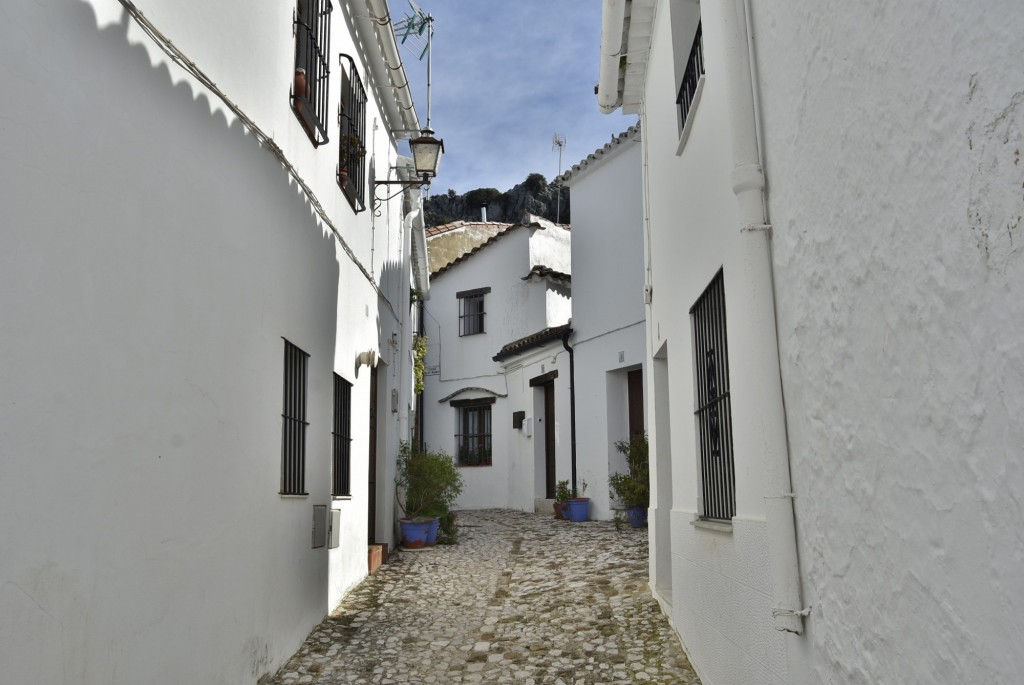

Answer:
[374,129,444,190]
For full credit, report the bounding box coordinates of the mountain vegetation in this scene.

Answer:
[424,173,570,226]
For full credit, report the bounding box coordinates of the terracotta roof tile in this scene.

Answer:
[522,265,571,284]
[429,213,564,278]
[430,224,520,277]
[493,322,573,362]
[424,220,512,237]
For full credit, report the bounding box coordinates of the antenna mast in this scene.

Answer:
[552,133,566,224]
[397,2,434,129]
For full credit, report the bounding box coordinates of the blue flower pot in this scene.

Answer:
[566,498,590,522]
[425,516,441,546]
[625,506,648,528]
[400,519,432,549]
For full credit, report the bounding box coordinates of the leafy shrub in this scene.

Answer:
[608,432,649,508]
[395,442,464,521]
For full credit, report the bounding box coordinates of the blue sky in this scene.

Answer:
[394,0,638,195]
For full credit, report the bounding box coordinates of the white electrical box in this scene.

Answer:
[312,505,327,549]
[328,509,340,549]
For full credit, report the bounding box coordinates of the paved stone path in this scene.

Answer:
[270,509,700,684]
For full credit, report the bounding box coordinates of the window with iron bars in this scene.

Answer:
[292,0,332,147]
[456,402,492,466]
[676,21,704,133]
[457,287,489,336]
[332,374,352,497]
[281,340,310,495]
[338,54,367,212]
[691,269,735,521]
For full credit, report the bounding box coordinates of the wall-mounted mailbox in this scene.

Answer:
[512,410,525,429]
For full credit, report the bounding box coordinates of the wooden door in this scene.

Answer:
[627,368,644,437]
[368,365,378,543]
[544,382,556,498]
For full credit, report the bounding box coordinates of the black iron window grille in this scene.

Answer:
[457,287,489,336]
[676,21,704,132]
[337,54,367,212]
[332,374,352,497]
[281,340,310,495]
[691,269,735,521]
[292,0,332,147]
[457,404,492,466]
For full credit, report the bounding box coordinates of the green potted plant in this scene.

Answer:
[608,432,649,527]
[395,442,463,548]
[553,479,572,520]
[337,133,366,187]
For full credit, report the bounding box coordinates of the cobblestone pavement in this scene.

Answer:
[270,509,700,685]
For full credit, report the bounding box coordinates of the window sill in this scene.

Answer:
[279,493,309,499]
[457,464,493,468]
[690,517,732,534]
[676,75,706,157]
[332,495,352,501]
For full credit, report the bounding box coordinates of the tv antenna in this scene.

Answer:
[396,1,435,128]
[552,134,566,223]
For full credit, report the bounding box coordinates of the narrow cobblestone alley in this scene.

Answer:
[270,510,700,684]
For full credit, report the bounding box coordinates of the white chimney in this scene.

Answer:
[480,205,487,222]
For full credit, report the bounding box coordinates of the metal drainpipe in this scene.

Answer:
[597,0,628,113]
[723,0,808,634]
[416,299,426,452]
[561,328,578,493]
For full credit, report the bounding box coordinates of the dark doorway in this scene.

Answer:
[368,365,378,543]
[544,382,556,498]
[627,368,644,437]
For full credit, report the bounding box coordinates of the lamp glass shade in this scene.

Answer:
[409,134,444,177]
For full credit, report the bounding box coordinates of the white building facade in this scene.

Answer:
[0,0,428,683]
[421,217,574,511]
[557,127,648,521]
[597,0,1024,683]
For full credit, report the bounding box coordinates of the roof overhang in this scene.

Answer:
[437,387,507,404]
[596,0,657,116]
[493,323,573,362]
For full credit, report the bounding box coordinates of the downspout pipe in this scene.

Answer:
[361,0,420,136]
[416,299,425,451]
[723,0,808,634]
[597,0,628,113]
[560,327,578,493]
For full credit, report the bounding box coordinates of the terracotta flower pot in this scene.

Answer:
[293,68,307,112]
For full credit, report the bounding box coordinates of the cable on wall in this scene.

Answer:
[114,0,398,321]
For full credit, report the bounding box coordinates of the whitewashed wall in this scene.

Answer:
[423,225,573,510]
[611,0,1024,683]
[637,1,787,682]
[563,135,647,520]
[0,1,416,683]
[423,232,528,508]
[749,1,1024,683]
[501,347,573,510]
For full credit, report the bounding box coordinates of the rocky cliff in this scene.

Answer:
[424,173,570,227]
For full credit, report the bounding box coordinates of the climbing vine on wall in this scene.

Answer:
[413,334,428,395]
